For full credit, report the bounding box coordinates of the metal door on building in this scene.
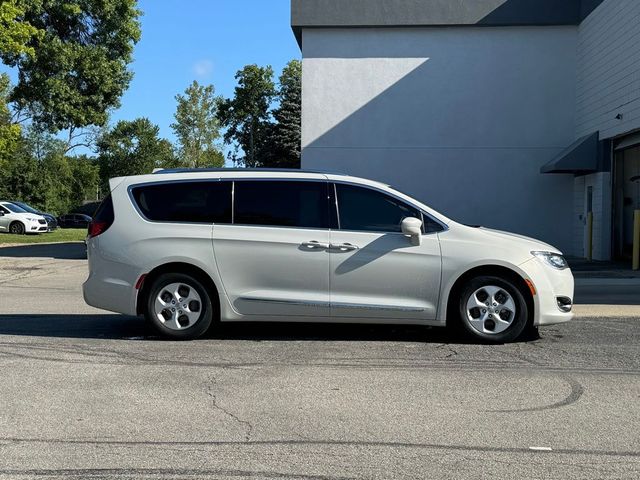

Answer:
[613,136,640,260]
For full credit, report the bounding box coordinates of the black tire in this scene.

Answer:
[9,222,25,235]
[458,275,528,343]
[144,272,215,340]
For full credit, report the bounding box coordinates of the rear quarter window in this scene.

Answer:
[131,181,232,223]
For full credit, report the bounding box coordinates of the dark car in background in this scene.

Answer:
[10,201,58,232]
[58,213,92,229]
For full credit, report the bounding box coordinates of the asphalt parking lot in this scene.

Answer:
[0,242,638,479]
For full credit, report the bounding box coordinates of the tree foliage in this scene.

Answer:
[218,64,276,167]
[0,0,42,59]
[270,60,301,168]
[0,73,21,168]
[171,80,224,168]
[0,126,99,214]
[1,0,141,132]
[97,118,175,183]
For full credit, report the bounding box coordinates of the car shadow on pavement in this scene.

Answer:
[0,314,534,344]
[0,314,147,339]
[0,242,86,260]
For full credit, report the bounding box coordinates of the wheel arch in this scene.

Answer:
[136,262,221,316]
[9,220,27,233]
[444,264,535,327]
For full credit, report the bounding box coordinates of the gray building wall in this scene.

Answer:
[576,0,640,140]
[301,27,578,252]
[571,0,640,260]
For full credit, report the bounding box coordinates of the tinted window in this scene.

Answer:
[234,181,328,228]
[14,202,38,214]
[94,195,114,225]
[131,181,232,223]
[4,203,27,213]
[336,183,421,233]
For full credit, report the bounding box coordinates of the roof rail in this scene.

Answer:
[152,167,348,176]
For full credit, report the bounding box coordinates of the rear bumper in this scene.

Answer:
[83,239,139,316]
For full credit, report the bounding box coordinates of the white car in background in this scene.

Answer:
[0,201,48,234]
[83,169,574,342]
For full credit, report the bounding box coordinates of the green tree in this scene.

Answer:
[0,0,41,59]
[0,73,21,168]
[171,80,224,168]
[0,125,100,213]
[218,64,276,167]
[0,126,75,213]
[0,135,40,203]
[24,126,73,213]
[1,0,141,134]
[68,154,99,206]
[270,60,301,168]
[97,118,175,183]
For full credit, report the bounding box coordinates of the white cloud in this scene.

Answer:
[193,59,214,78]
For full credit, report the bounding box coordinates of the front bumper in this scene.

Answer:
[28,222,48,232]
[519,257,575,326]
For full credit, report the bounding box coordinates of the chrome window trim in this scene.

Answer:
[126,176,447,234]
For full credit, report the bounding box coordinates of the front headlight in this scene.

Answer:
[28,217,39,222]
[531,251,569,270]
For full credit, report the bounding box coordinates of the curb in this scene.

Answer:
[575,277,640,286]
[0,241,86,249]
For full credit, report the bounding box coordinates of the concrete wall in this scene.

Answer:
[302,27,578,252]
[576,0,640,140]
[571,0,640,260]
[573,173,612,259]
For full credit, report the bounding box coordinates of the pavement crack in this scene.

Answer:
[205,373,253,442]
[435,343,458,358]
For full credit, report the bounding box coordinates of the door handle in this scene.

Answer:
[330,242,359,252]
[301,240,330,250]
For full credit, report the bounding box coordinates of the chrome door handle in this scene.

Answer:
[301,240,330,250]
[330,243,359,251]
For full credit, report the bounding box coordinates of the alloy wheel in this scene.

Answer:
[153,282,203,331]
[465,285,516,335]
[10,223,24,235]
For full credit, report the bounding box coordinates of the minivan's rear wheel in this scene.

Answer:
[145,273,213,340]
[9,222,25,235]
[458,275,528,343]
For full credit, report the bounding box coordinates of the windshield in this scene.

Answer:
[3,203,28,213]
[12,202,38,214]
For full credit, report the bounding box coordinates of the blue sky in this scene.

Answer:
[1,0,300,144]
[115,0,300,141]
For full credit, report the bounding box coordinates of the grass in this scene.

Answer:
[0,228,87,245]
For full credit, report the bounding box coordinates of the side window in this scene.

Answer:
[131,181,232,223]
[234,180,329,229]
[335,183,421,233]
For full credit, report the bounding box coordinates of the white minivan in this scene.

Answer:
[83,169,574,342]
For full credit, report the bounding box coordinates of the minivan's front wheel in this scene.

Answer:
[458,275,528,343]
[145,273,213,340]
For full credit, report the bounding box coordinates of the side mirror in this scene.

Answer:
[0,211,4,216]
[401,217,423,246]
